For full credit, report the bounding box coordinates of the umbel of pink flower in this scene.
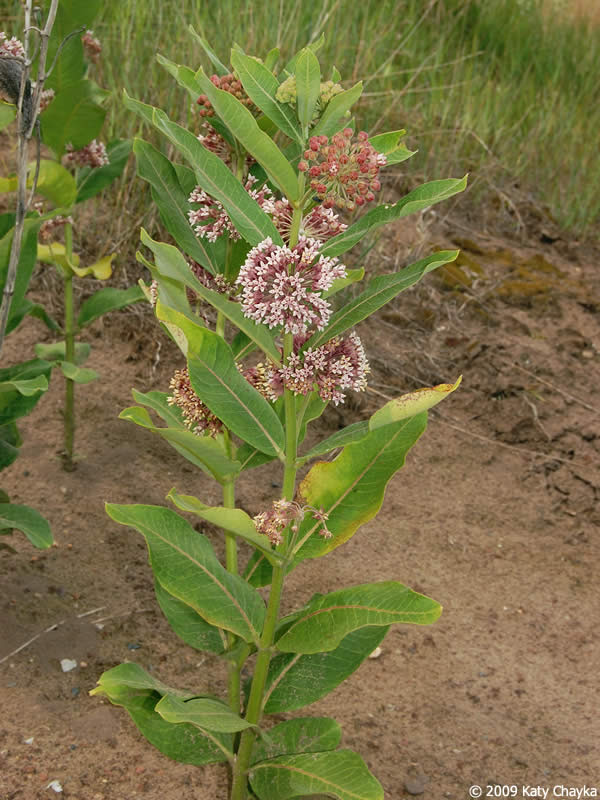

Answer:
[64,140,109,169]
[263,197,347,243]
[0,31,25,58]
[299,128,386,211]
[236,237,346,335]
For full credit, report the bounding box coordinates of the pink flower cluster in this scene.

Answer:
[64,140,109,168]
[196,73,257,118]
[188,175,273,243]
[254,500,331,546]
[39,214,74,243]
[0,32,24,58]
[236,237,346,335]
[263,197,347,243]
[82,30,101,62]
[168,367,223,438]
[298,128,386,210]
[197,126,233,166]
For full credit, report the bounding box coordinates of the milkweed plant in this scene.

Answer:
[92,31,466,800]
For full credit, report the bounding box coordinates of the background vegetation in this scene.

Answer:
[3,0,599,239]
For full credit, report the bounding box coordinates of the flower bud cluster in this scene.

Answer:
[298,128,386,210]
[0,31,25,58]
[275,76,343,123]
[197,73,257,118]
[168,367,223,438]
[188,175,273,243]
[236,237,346,335]
[64,139,109,169]
[82,30,102,62]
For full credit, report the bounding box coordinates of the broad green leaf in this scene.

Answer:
[156,694,255,733]
[294,48,321,129]
[0,376,48,396]
[75,139,132,203]
[321,177,468,259]
[154,578,227,654]
[196,67,300,202]
[35,341,90,365]
[249,750,383,800]
[71,253,114,279]
[119,406,240,483]
[251,717,341,765]
[276,582,441,654]
[41,79,108,158]
[0,101,16,131]
[0,422,21,470]
[92,663,231,764]
[369,377,462,429]
[304,250,459,351]
[45,0,101,93]
[188,25,230,75]
[236,443,277,473]
[312,81,363,138]
[0,359,53,426]
[293,414,428,561]
[91,662,193,699]
[230,50,303,144]
[298,420,369,465]
[133,138,222,273]
[131,388,184,428]
[167,489,282,564]
[124,91,281,246]
[106,503,266,644]
[187,335,285,458]
[140,230,280,362]
[26,302,60,332]
[0,503,53,548]
[322,267,364,298]
[263,626,387,713]
[60,362,98,384]
[33,160,77,207]
[77,285,145,328]
[369,130,416,165]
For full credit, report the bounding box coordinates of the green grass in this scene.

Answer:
[5,0,600,236]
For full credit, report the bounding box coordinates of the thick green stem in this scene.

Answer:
[63,223,76,471]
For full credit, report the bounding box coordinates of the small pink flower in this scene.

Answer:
[0,32,25,58]
[241,362,284,403]
[254,500,331,545]
[299,129,386,210]
[236,237,346,335]
[64,140,109,168]
[282,331,370,405]
[39,214,74,243]
[38,88,55,112]
[264,197,347,243]
[168,367,223,437]
[197,126,233,165]
[82,30,102,62]
[188,175,272,243]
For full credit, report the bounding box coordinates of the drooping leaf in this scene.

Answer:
[320,177,468,259]
[59,362,98,383]
[276,582,441,654]
[75,139,132,203]
[37,241,80,273]
[303,250,459,351]
[293,414,428,561]
[0,216,47,334]
[156,694,256,733]
[0,359,53,427]
[263,626,387,713]
[106,503,266,644]
[35,341,90,365]
[166,489,282,564]
[154,578,227,654]
[119,406,240,483]
[369,130,416,165]
[0,503,53,548]
[0,422,21,469]
[77,285,145,328]
[230,50,303,144]
[33,160,77,207]
[70,253,114,279]
[0,375,48,397]
[91,663,232,764]
[123,91,281,246]
[130,388,184,427]
[249,750,384,800]
[251,717,341,764]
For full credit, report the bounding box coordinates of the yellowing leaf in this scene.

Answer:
[71,253,115,279]
[369,376,462,430]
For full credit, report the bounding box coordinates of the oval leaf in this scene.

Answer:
[156,694,255,733]
[77,285,145,328]
[154,578,227,654]
[249,750,383,800]
[276,581,441,654]
[369,377,462,429]
[294,48,321,130]
[251,717,341,765]
[0,503,53,548]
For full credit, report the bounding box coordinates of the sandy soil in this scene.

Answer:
[0,217,598,800]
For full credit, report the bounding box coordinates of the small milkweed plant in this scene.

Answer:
[92,31,466,800]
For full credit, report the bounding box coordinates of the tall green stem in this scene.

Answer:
[63,223,76,471]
